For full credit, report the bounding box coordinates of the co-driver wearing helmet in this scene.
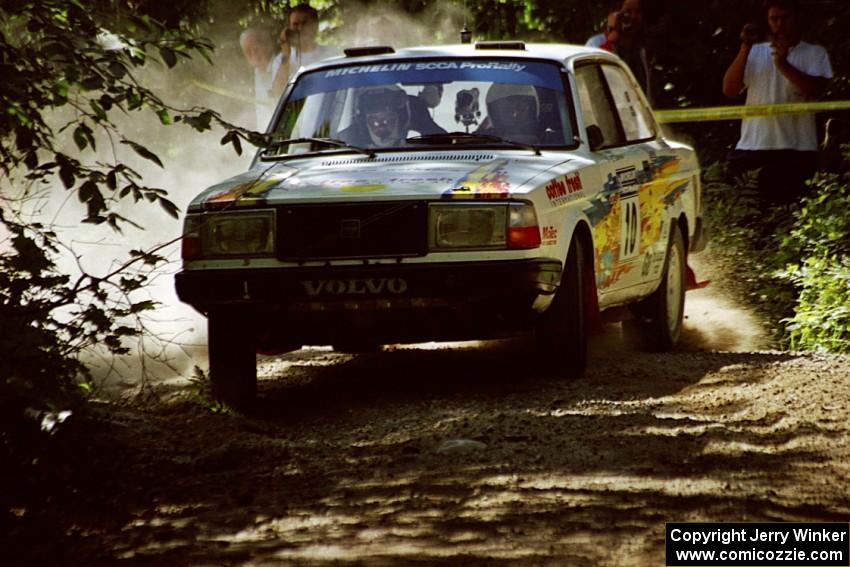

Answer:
[476,83,540,144]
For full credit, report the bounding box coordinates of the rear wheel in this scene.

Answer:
[207,309,257,412]
[625,225,686,351]
[535,237,588,378]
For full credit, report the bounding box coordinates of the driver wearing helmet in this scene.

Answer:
[339,85,445,148]
[339,85,412,148]
[477,83,540,144]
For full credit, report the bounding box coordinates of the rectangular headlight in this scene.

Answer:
[201,210,276,257]
[428,202,540,250]
[429,204,507,250]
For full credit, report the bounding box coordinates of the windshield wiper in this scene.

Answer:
[263,137,376,159]
[406,132,541,156]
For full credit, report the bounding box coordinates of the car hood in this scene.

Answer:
[189,152,575,211]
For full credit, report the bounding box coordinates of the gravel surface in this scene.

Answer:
[4,250,850,566]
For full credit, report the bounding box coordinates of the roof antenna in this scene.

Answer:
[460,0,472,43]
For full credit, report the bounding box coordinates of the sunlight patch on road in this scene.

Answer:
[384,340,484,351]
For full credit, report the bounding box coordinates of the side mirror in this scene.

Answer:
[586,125,604,151]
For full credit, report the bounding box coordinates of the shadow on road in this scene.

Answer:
[8,332,847,566]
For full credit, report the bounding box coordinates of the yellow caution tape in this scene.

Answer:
[656,100,850,124]
[190,79,850,124]
[190,79,272,106]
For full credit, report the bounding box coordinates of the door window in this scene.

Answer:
[600,64,655,142]
[574,64,623,149]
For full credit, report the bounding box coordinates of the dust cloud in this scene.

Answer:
[679,253,771,353]
[337,2,466,49]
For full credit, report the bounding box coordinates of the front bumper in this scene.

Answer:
[175,259,562,344]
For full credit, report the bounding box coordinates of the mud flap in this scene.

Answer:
[686,264,710,291]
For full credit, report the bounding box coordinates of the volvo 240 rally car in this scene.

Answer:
[175,41,708,409]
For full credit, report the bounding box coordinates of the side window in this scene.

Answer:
[574,64,623,149]
[600,64,655,142]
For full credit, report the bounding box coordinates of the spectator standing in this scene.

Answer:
[586,0,624,48]
[240,26,280,130]
[723,0,833,204]
[286,4,335,74]
[586,0,654,105]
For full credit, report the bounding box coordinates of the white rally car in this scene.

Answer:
[175,41,708,409]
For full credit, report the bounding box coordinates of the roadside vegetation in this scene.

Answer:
[702,161,850,353]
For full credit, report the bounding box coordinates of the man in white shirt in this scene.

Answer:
[240,26,280,131]
[285,4,335,75]
[723,0,832,204]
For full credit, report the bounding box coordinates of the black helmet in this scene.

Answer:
[356,86,411,147]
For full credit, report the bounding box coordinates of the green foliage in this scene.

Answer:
[0,0,256,407]
[185,366,233,414]
[779,174,850,353]
[705,162,850,353]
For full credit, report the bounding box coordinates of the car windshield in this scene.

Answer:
[268,58,575,156]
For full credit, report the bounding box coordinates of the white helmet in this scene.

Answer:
[486,83,539,137]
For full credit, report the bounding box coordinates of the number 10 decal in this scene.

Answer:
[620,192,640,261]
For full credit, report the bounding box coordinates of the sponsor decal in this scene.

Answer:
[388,176,457,185]
[323,61,527,78]
[545,173,583,206]
[641,249,666,277]
[616,166,638,187]
[662,180,689,206]
[591,152,688,290]
[340,184,386,193]
[300,277,408,297]
[204,172,292,209]
[442,159,511,199]
[541,226,558,246]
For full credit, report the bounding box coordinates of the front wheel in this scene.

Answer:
[625,225,686,351]
[207,309,257,412]
[535,237,589,378]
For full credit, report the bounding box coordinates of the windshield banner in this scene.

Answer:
[290,60,564,100]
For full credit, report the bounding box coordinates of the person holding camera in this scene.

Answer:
[586,0,654,105]
[270,25,291,99]
[723,0,832,204]
[285,4,335,75]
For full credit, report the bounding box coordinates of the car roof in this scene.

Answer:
[300,42,619,74]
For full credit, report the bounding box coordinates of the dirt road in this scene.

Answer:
[5,255,850,566]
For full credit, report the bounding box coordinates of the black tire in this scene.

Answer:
[207,309,257,411]
[535,237,588,378]
[624,225,686,351]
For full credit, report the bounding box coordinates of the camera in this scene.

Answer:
[284,27,300,46]
[741,23,760,45]
[454,88,480,128]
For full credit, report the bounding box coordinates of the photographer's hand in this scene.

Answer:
[605,11,620,44]
[740,23,759,46]
[771,39,790,66]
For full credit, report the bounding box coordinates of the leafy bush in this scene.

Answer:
[0,0,254,411]
[779,173,850,353]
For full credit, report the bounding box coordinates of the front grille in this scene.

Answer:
[277,202,428,260]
